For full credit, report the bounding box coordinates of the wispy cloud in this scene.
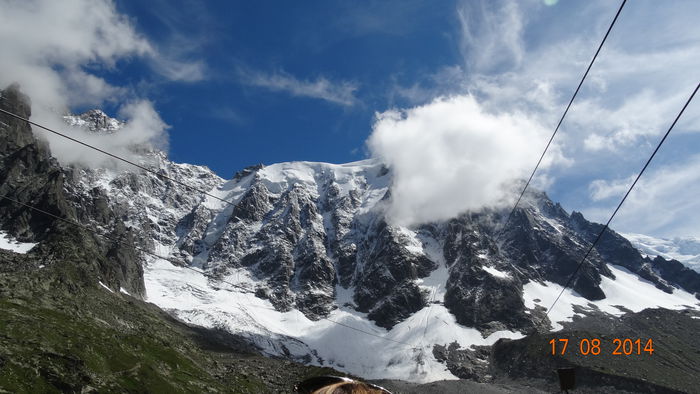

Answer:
[210,107,245,125]
[239,69,359,107]
[457,0,525,73]
[584,155,700,237]
[388,65,468,105]
[589,175,636,201]
[370,0,700,235]
[134,0,210,82]
[150,56,206,82]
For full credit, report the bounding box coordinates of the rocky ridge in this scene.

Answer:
[63,109,123,133]
[2,84,700,386]
[59,102,700,354]
[1,84,352,393]
[64,146,700,330]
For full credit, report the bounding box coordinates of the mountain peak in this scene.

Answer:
[64,109,123,133]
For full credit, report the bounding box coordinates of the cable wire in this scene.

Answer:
[498,0,627,236]
[545,81,700,317]
[0,193,249,290]
[0,107,237,208]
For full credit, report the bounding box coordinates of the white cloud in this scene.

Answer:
[452,0,700,150]
[368,95,564,226]
[389,65,468,105]
[241,69,359,107]
[589,175,636,201]
[574,90,684,152]
[34,100,168,169]
[0,0,200,167]
[63,68,128,107]
[150,56,206,82]
[584,155,700,238]
[379,0,700,236]
[0,0,152,111]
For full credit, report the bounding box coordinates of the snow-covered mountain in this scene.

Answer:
[57,112,699,383]
[622,233,700,273]
[3,94,699,383]
[63,109,123,133]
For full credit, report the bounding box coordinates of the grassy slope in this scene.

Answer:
[0,248,340,393]
[0,284,271,393]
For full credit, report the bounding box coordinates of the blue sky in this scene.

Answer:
[1,0,699,237]
[109,0,461,174]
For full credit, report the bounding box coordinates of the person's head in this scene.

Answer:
[312,381,386,394]
[295,376,391,394]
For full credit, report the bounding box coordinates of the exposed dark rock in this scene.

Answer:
[649,255,700,297]
[230,181,273,222]
[367,282,426,329]
[444,267,530,332]
[0,84,144,297]
[232,163,264,182]
[501,208,608,301]
[433,342,492,382]
[67,109,123,132]
[175,204,213,258]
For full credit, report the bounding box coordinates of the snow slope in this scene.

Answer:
[0,231,36,254]
[145,256,523,382]
[523,264,699,330]
[67,150,700,383]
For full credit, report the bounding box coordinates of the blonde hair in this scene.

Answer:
[311,381,386,394]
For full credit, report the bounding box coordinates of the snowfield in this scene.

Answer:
[523,264,699,331]
[125,158,699,382]
[0,231,36,254]
[144,257,523,382]
[146,255,700,382]
[75,151,700,383]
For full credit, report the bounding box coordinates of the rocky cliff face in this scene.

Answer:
[12,87,698,330]
[0,85,144,296]
[0,85,354,394]
[58,117,700,334]
[63,109,123,133]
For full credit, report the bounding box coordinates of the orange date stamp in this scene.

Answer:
[549,338,654,356]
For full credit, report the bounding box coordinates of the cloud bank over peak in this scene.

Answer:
[0,0,201,168]
[368,95,563,227]
[35,100,169,170]
[381,0,700,237]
